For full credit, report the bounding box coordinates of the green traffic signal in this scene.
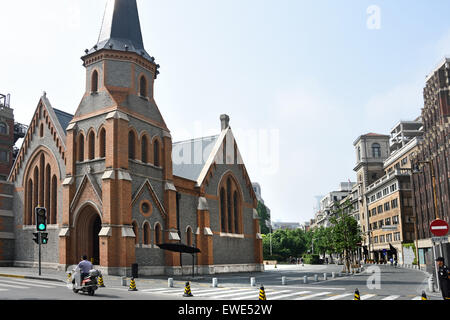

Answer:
[41,233,48,244]
[35,207,47,232]
[38,224,46,231]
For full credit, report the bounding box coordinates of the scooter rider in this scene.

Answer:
[78,255,93,281]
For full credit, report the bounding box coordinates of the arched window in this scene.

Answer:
[33,167,39,224]
[128,131,136,160]
[143,222,151,245]
[40,123,44,138]
[91,70,99,93]
[141,135,148,163]
[0,122,7,135]
[78,133,85,162]
[357,146,361,161]
[51,175,57,225]
[153,139,160,167]
[186,227,192,246]
[139,75,147,97]
[45,164,51,220]
[372,143,381,158]
[154,223,162,245]
[88,131,95,160]
[132,221,139,245]
[227,178,232,232]
[27,179,33,225]
[99,128,106,158]
[233,191,240,234]
[220,188,226,232]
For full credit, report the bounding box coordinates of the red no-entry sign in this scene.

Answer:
[430,219,449,237]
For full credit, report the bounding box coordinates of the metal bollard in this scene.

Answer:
[250,277,256,287]
[168,278,174,288]
[323,273,327,281]
[331,272,335,279]
[428,277,435,292]
[282,276,287,285]
[303,276,308,284]
[122,277,127,287]
[338,272,342,277]
[314,274,318,282]
[212,278,218,288]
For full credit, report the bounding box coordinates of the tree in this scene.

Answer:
[256,201,271,234]
[329,200,363,273]
[262,228,309,261]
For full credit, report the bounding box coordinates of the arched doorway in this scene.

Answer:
[75,204,102,265]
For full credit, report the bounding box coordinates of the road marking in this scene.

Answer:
[322,293,353,300]
[0,289,8,292]
[360,294,376,300]
[382,295,400,300]
[0,278,54,288]
[208,289,262,299]
[270,291,311,300]
[140,288,181,293]
[411,296,422,300]
[295,292,332,300]
[0,282,30,289]
[188,288,236,296]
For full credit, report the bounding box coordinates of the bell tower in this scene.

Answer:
[61,0,179,275]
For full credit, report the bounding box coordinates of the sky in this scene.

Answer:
[1,0,450,224]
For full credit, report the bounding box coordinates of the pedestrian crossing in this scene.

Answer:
[135,286,425,301]
[0,277,67,292]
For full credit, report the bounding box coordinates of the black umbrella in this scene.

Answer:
[157,243,201,254]
[157,243,201,277]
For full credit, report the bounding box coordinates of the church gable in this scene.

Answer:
[70,174,103,216]
[10,94,71,185]
[132,179,167,218]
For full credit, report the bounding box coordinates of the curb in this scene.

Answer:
[0,273,66,284]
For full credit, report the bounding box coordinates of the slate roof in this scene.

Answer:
[53,108,73,134]
[172,135,219,181]
[85,0,153,61]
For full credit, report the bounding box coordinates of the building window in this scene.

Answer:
[394,232,401,241]
[378,220,384,228]
[385,217,391,225]
[186,227,192,247]
[91,70,99,93]
[384,202,390,211]
[390,183,397,192]
[374,236,378,243]
[391,198,398,209]
[153,139,160,167]
[386,234,392,242]
[78,133,85,162]
[143,223,151,245]
[377,205,383,214]
[379,235,385,243]
[154,223,162,245]
[128,131,136,160]
[99,128,106,158]
[393,215,399,225]
[372,143,381,158]
[141,135,148,163]
[220,188,226,232]
[233,191,240,233]
[0,150,8,163]
[40,123,44,138]
[139,75,147,97]
[0,122,7,135]
[88,131,95,160]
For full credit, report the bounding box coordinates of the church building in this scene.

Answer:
[3,0,263,276]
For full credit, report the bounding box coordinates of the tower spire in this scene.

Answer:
[85,0,152,61]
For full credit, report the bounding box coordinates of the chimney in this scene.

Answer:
[220,114,230,131]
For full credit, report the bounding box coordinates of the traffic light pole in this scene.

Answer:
[38,232,41,276]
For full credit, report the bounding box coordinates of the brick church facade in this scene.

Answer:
[1,0,263,276]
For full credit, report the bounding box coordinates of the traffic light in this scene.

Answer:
[35,207,47,232]
[40,233,48,245]
[33,232,40,244]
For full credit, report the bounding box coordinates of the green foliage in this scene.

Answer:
[402,242,418,265]
[256,201,271,234]
[262,228,309,261]
[302,254,321,264]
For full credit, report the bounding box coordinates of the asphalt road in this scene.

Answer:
[0,264,438,300]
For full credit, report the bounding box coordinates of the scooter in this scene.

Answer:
[69,266,101,296]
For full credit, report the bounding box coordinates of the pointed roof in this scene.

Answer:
[85,0,153,61]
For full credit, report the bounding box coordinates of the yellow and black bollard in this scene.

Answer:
[128,278,138,291]
[259,286,267,300]
[421,291,427,300]
[354,289,360,300]
[98,275,105,287]
[183,282,193,297]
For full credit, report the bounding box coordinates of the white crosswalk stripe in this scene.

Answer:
[209,289,263,299]
[360,294,376,300]
[0,278,54,288]
[295,291,331,300]
[0,282,30,289]
[322,293,353,300]
[382,295,400,300]
[411,296,422,300]
[270,291,312,300]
